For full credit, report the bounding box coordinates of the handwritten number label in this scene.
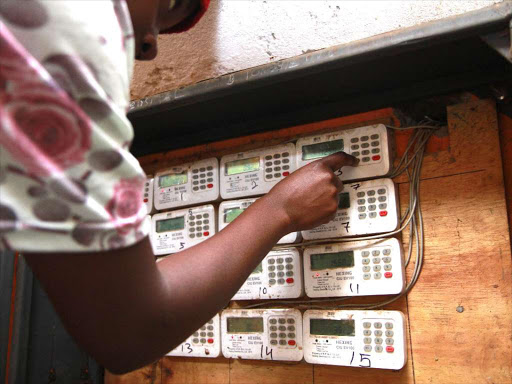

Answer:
[260,345,274,360]
[181,343,193,354]
[251,180,258,190]
[342,222,350,233]
[259,287,268,296]
[349,283,360,294]
[179,242,185,250]
[334,169,343,177]
[350,352,371,368]
[359,353,371,368]
[350,183,361,190]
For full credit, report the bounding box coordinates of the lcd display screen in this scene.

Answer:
[227,317,264,333]
[159,172,188,187]
[155,216,185,233]
[224,208,244,223]
[225,157,260,175]
[310,318,355,337]
[310,251,354,270]
[338,192,351,209]
[251,262,263,274]
[302,139,344,160]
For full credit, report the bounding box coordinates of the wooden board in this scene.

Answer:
[105,361,162,384]
[105,99,512,384]
[161,357,230,384]
[403,100,512,384]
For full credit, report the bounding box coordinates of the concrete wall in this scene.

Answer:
[130,0,502,100]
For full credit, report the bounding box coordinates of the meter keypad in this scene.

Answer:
[349,132,382,163]
[268,317,297,347]
[192,321,215,345]
[362,320,395,353]
[191,166,215,192]
[268,255,295,285]
[357,188,388,220]
[360,246,393,279]
[264,152,291,181]
[144,180,150,202]
[188,213,211,239]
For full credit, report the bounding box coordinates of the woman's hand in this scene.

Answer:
[262,151,358,233]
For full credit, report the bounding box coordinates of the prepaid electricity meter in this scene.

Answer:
[232,248,303,300]
[220,143,296,199]
[303,238,404,298]
[221,308,303,361]
[302,178,398,240]
[154,158,219,210]
[296,124,392,181]
[150,205,215,255]
[303,310,407,370]
[218,198,300,244]
[167,314,221,358]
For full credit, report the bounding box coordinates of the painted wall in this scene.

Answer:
[130,0,502,100]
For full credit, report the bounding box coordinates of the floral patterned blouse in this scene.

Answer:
[0,1,150,252]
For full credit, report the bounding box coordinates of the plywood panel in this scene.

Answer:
[401,100,512,384]
[105,361,161,384]
[403,171,512,384]
[161,356,230,384]
[229,359,313,384]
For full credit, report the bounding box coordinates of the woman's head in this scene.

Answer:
[126,0,203,61]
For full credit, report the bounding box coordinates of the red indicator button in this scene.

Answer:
[143,198,148,203]
[288,340,296,346]
[379,211,388,217]
[372,155,381,161]
[204,231,210,236]
[207,183,213,188]
[384,272,393,278]
[283,172,290,177]
[386,346,394,353]
[286,278,294,284]
[208,338,214,344]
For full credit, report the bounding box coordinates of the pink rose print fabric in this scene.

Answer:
[0,1,150,252]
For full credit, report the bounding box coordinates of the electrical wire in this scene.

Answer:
[240,122,441,310]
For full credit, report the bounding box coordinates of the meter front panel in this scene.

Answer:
[143,178,154,214]
[296,124,392,181]
[221,309,303,361]
[303,238,404,298]
[154,158,219,210]
[167,314,221,358]
[232,248,303,300]
[302,178,398,240]
[220,143,296,199]
[150,205,215,255]
[218,199,300,244]
[303,310,406,370]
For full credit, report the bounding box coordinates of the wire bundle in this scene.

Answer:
[242,121,442,310]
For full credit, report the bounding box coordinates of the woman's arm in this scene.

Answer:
[24,152,356,374]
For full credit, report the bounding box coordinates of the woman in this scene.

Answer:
[0,0,357,373]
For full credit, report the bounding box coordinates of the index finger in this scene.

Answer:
[319,151,359,171]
